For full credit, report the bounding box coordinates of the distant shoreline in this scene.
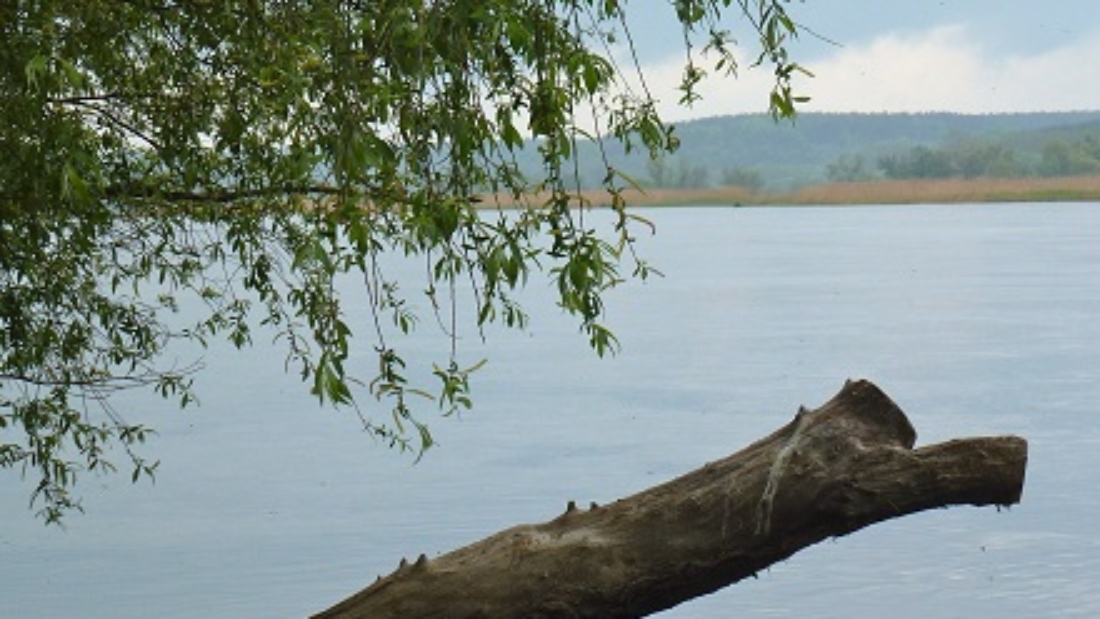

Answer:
[488,175,1100,208]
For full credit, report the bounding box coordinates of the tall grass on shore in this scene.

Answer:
[483,185,759,209]
[489,175,1100,209]
[768,176,1100,206]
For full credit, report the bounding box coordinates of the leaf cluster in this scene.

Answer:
[1,0,803,522]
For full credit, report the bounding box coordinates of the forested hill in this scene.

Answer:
[531,111,1100,191]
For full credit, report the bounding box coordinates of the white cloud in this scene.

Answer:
[636,24,1100,119]
[803,25,984,112]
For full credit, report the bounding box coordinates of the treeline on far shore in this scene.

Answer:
[828,133,1100,182]
[650,117,1100,194]
[517,112,1100,194]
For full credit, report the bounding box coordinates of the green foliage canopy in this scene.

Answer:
[1,0,804,522]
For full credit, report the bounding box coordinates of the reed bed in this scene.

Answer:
[484,175,1100,209]
[767,176,1100,206]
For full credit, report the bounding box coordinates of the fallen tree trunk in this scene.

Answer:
[314,379,1028,619]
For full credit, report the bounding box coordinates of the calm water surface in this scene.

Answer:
[2,203,1098,618]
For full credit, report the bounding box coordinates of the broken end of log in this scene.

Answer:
[827,378,1027,507]
[761,379,1027,542]
[817,378,918,448]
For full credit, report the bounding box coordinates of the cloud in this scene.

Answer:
[803,25,984,112]
[636,24,1100,119]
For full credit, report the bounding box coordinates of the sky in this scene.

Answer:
[623,1,1100,120]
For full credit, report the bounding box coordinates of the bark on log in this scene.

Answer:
[313,379,1028,619]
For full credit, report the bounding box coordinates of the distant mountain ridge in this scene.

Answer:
[523,111,1100,191]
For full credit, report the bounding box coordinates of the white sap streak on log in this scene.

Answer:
[755,407,810,536]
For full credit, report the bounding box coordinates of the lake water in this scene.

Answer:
[2,202,1099,618]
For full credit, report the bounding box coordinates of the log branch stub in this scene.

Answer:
[313,379,1028,619]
